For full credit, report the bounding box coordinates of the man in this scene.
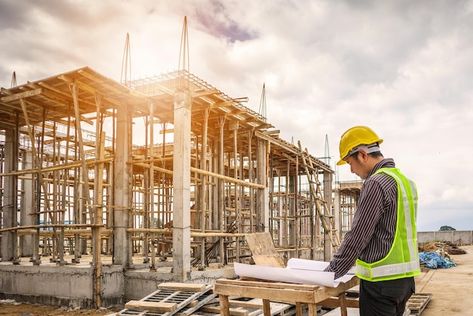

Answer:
[325,126,420,316]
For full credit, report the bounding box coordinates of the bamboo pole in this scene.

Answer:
[0,223,105,233]
[232,123,240,262]
[218,117,226,265]
[200,107,209,266]
[93,94,104,308]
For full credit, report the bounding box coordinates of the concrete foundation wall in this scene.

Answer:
[0,265,124,308]
[0,264,235,307]
[418,231,473,245]
[124,266,236,300]
[0,265,94,308]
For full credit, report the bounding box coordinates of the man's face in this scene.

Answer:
[345,152,369,179]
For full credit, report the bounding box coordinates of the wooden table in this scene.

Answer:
[214,277,359,316]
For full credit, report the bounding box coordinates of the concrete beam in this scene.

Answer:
[256,138,270,232]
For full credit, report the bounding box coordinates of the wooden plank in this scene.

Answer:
[1,88,42,102]
[214,283,322,304]
[319,297,359,308]
[228,300,263,309]
[158,282,207,292]
[201,305,248,316]
[245,232,285,267]
[125,300,177,312]
[216,279,320,291]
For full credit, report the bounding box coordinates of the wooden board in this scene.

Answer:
[125,300,177,312]
[158,282,207,292]
[245,232,285,267]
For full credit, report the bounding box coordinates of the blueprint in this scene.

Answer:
[234,259,355,288]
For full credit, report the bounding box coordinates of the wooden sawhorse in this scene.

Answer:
[214,277,359,316]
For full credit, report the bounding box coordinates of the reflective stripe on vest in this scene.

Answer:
[355,168,420,281]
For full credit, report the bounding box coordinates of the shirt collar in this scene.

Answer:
[367,158,395,178]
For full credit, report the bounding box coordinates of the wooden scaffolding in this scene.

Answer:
[0,66,339,306]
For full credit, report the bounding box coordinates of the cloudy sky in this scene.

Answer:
[1,0,472,231]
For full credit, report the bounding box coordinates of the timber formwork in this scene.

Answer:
[0,67,337,306]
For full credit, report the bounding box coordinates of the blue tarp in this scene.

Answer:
[419,251,456,269]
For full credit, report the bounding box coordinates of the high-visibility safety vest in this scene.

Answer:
[355,167,421,282]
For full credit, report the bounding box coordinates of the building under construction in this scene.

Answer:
[0,22,360,309]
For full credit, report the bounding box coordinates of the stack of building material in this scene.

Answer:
[113,282,294,316]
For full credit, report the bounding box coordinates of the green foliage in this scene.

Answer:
[439,225,456,231]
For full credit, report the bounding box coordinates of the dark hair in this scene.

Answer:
[368,151,383,159]
[351,150,384,160]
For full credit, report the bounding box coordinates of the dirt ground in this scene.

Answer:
[0,301,119,316]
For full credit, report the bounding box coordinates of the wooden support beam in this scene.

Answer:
[1,88,42,102]
[124,300,177,312]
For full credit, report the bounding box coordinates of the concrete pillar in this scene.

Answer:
[113,103,131,267]
[172,90,191,281]
[256,138,269,232]
[20,150,34,256]
[323,171,333,260]
[1,128,18,261]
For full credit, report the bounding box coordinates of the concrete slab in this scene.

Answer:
[417,245,473,316]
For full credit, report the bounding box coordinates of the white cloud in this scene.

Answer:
[1,0,472,231]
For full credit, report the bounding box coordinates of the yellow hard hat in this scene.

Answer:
[337,126,383,166]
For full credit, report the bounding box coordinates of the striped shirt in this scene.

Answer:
[326,158,398,279]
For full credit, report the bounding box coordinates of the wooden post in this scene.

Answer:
[308,303,317,316]
[262,299,271,315]
[339,292,348,316]
[71,82,92,257]
[219,295,230,316]
[295,303,303,316]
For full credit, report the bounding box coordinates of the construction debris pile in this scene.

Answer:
[418,241,466,269]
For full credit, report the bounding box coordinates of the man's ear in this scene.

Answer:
[357,150,369,162]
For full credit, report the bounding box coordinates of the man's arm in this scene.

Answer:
[325,179,385,278]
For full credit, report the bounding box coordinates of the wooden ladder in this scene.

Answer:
[298,141,340,248]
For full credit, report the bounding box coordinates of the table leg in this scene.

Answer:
[339,292,348,316]
[296,302,303,316]
[219,294,230,316]
[308,303,317,316]
[263,299,271,315]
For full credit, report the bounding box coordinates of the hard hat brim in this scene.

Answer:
[337,159,347,166]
